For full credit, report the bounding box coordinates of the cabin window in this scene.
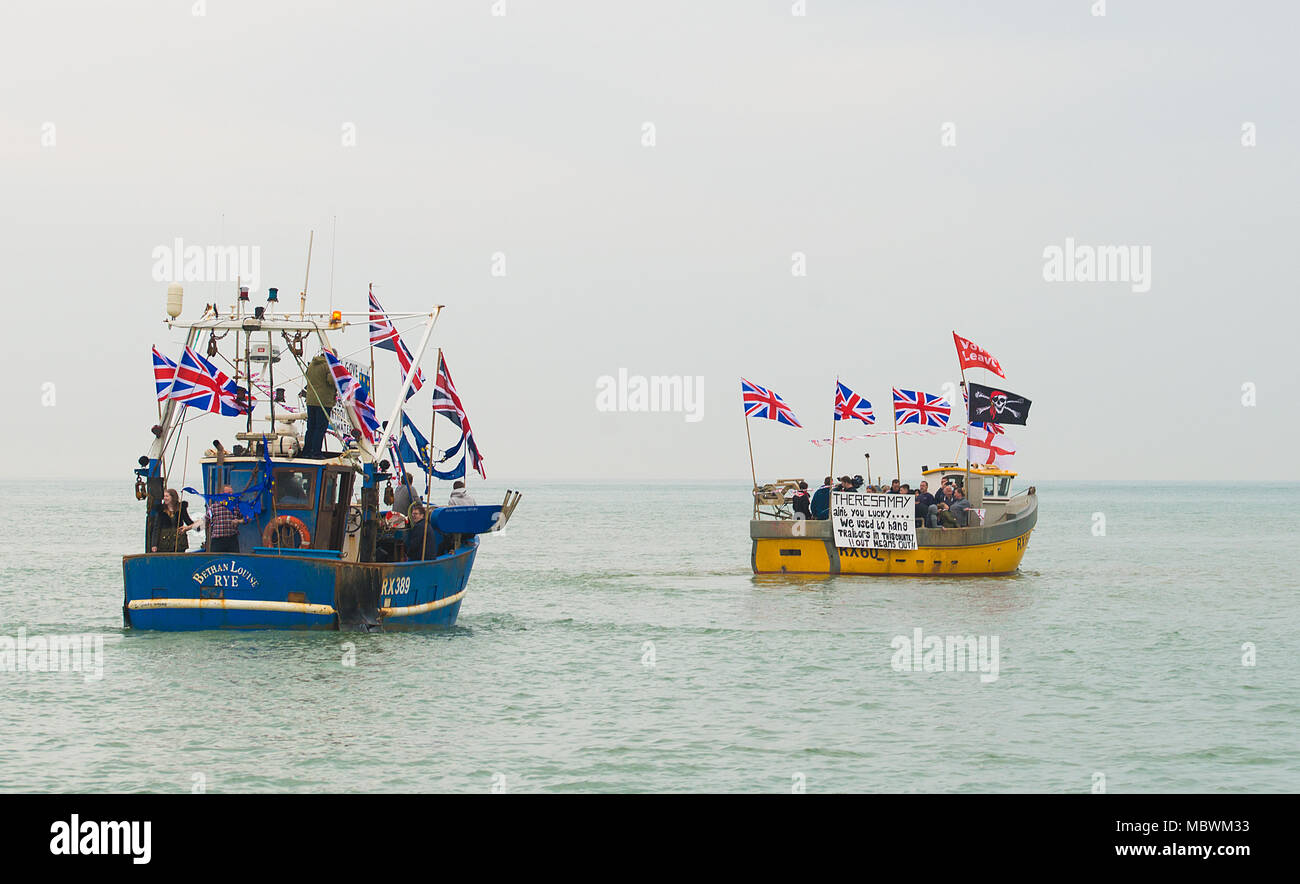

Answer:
[998,478,1012,496]
[273,469,315,509]
[983,477,996,496]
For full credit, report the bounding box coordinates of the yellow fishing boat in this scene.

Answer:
[750,464,1037,576]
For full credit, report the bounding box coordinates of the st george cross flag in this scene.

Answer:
[952,332,1005,378]
[834,381,874,425]
[323,350,381,445]
[968,382,1032,426]
[892,388,951,427]
[170,347,249,416]
[368,286,427,400]
[152,347,178,402]
[432,353,486,479]
[967,424,1016,467]
[741,378,802,428]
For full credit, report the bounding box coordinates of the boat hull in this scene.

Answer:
[122,542,479,631]
[751,494,1036,576]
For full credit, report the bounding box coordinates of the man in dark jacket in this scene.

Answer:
[791,481,813,520]
[405,502,438,561]
[914,480,936,526]
[810,477,833,520]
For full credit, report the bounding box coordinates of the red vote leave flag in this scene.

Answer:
[952,331,1006,378]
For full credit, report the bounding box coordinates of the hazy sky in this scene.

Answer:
[3,1,1296,483]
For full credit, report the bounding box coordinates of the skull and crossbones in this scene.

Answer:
[980,390,1023,419]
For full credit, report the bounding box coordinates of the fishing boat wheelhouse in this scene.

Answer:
[123,282,520,631]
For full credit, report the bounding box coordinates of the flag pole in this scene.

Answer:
[829,379,838,480]
[892,391,901,483]
[960,371,971,496]
[427,348,440,504]
[957,332,972,498]
[373,309,440,463]
[744,413,757,489]
[368,284,377,411]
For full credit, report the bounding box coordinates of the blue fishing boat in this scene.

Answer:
[124,279,520,632]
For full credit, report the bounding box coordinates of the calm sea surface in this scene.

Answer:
[0,480,1295,793]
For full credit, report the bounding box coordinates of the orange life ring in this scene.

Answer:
[263,515,311,548]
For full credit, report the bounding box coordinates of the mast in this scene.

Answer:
[299,230,314,318]
[368,282,377,408]
[266,329,276,441]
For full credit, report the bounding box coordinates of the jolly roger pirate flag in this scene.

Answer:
[968,382,1032,426]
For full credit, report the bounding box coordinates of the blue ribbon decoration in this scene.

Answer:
[182,437,275,519]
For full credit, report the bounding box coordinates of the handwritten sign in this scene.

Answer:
[831,492,917,550]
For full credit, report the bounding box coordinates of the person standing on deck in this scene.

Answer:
[791,481,812,520]
[302,351,337,459]
[915,481,936,528]
[392,471,417,518]
[447,480,476,508]
[811,476,832,520]
[151,489,196,552]
[206,485,244,553]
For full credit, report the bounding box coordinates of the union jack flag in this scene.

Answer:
[432,353,486,478]
[741,378,801,427]
[892,388,950,427]
[368,286,426,400]
[324,350,381,445]
[152,347,177,402]
[834,381,874,425]
[169,347,248,416]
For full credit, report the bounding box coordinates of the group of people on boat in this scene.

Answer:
[789,475,975,528]
[149,485,244,553]
[150,466,480,557]
[383,471,479,562]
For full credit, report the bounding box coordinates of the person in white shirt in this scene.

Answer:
[448,480,477,507]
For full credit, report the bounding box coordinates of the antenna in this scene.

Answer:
[328,215,337,312]
[299,229,314,318]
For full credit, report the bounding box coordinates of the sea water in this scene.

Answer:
[0,480,1294,793]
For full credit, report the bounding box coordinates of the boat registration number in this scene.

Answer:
[381,576,411,597]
